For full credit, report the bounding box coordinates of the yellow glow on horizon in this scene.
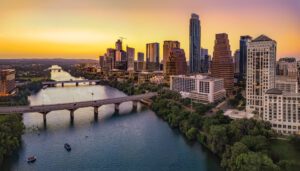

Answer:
[0,0,299,60]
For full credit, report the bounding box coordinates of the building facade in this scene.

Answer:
[264,88,300,135]
[0,69,16,96]
[163,41,180,73]
[137,52,144,62]
[165,48,187,79]
[189,13,201,73]
[146,43,160,64]
[234,50,240,75]
[239,35,252,77]
[275,76,298,93]
[246,35,277,117]
[127,46,135,71]
[170,75,226,103]
[211,33,234,95]
[200,48,209,73]
[276,57,298,79]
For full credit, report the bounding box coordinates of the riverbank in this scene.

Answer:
[65,65,300,170]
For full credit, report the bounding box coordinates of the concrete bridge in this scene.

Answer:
[42,80,101,87]
[0,92,157,124]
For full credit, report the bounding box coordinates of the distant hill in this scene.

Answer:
[0,58,98,65]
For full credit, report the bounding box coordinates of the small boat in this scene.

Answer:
[27,156,37,163]
[64,143,71,151]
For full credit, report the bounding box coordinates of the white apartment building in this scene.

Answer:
[275,76,298,93]
[170,74,226,103]
[246,35,276,117]
[264,88,300,135]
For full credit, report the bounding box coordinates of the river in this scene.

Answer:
[1,66,222,171]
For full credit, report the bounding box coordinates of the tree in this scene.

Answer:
[208,125,228,155]
[221,142,249,170]
[186,127,198,141]
[240,135,268,153]
[234,152,279,171]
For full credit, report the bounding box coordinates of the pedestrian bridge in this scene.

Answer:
[42,80,101,87]
[0,92,157,123]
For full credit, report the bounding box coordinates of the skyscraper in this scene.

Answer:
[211,33,234,95]
[189,13,201,73]
[246,35,276,117]
[239,35,252,77]
[165,48,187,79]
[163,41,180,73]
[146,43,160,63]
[234,50,240,75]
[137,52,144,62]
[115,39,122,51]
[146,43,160,71]
[200,48,209,73]
[127,46,135,71]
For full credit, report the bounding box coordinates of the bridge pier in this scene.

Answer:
[76,82,79,86]
[69,109,76,123]
[40,112,48,125]
[132,101,138,111]
[62,82,64,87]
[115,103,120,114]
[94,106,100,120]
[89,82,92,85]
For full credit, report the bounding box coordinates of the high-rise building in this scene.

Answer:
[127,46,135,71]
[115,39,122,51]
[277,57,298,79]
[239,36,252,77]
[263,89,300,135]
[165,48,187,79]
[137,52,144,62]
[170,74,226,103]
[146,43,160,71]
[211,33,234,95]
[200,48,209,73]
[163,41,180,73]
[0,69,16,96]
[189,13,201,73]
[146,43,160,64]
[246,35,276,117]
[234,50,240,75]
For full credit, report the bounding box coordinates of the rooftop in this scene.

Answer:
[265,88,283,95]
[252,35,273,42]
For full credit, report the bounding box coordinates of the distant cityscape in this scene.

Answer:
[0,4,300,170]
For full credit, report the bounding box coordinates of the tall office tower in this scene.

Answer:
[99,56,105,69]
[127,46,135,71]
[239,35,252,77]
[115,39,122,51]
[165,48,187,79]
[200,48,209,73]
[246,35,276,117]
[189,13,201,73]
[211,33,234,95]
[137,52,144,62]
[234,50,240,75]
[146,43,160,63]
[146,43,160,71]
[163,41,180,73]
[106,48,116,68]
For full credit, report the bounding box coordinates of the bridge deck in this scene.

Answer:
[0,92,157,114]
[42,80,101,85]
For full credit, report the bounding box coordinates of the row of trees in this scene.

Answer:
[0,114,24,165]
[151,89,299,171]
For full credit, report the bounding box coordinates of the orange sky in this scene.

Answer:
[0,0,299,60]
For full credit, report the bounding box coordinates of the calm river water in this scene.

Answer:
[1,66,222,171]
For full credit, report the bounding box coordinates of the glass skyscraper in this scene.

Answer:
[189,13,201,73]
[239,35,252,77]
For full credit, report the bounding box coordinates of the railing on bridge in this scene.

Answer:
[42,80,101,87]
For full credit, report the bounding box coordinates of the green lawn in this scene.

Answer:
[270,139,300,162]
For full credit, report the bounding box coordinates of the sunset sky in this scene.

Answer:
[0,0,299,60]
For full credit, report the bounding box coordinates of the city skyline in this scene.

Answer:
[0,0,300,59]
